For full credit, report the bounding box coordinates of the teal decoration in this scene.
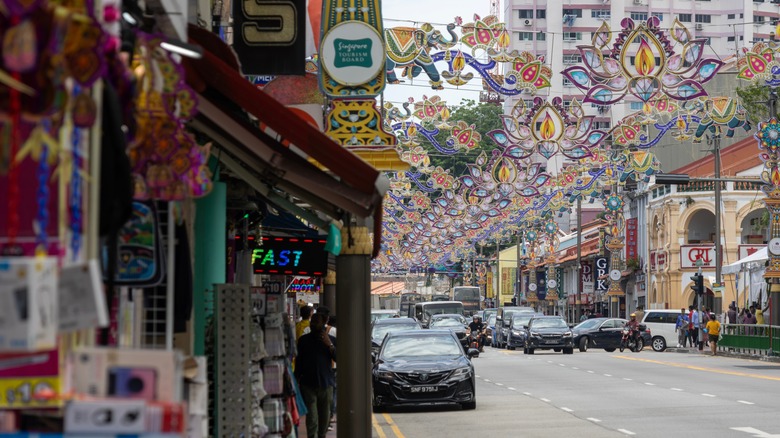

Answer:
[325,223,342,256]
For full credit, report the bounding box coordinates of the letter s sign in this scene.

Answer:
[241,0,297,45]
[233,0,305,75]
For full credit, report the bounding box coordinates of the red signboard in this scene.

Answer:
[738,244,766,260]
[626,218,638,261]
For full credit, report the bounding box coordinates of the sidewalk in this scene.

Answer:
[666,345,780,362]
[298,415,338,438]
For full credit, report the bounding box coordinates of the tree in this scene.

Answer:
[736,83,770,126]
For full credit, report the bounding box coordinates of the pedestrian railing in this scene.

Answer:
[717,324,780,356]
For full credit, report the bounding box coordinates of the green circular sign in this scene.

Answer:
[320,21,384,86]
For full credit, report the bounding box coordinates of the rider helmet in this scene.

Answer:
[630,313,636,317]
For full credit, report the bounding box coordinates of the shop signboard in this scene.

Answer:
[649,250,667,272]
[594,256,609,292]
[626,218,638,260]
[320,21,385,86]
[680,244,716,270]
[738,244,766,260]
[233,0,305,75]
[581,261,594,294]
[252,237,327,276]
[0,349,60,409]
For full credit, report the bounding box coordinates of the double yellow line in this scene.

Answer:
[372,413,406,438]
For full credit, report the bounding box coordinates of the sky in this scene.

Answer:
[381,0,494,109]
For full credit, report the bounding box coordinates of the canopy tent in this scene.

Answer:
[723,247,767,274]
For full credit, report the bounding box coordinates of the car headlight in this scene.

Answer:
[563,331,572,337]
[375,370,395,381]
[511,330,523,336]
[530,332,541,338]
[447,367,472,381]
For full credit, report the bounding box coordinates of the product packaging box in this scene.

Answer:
[68,347,183,403]
[0,257,58,352]
[64,399,147,434]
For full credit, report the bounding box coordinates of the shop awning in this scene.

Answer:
[183,27,387,255]
[557,236,600,263]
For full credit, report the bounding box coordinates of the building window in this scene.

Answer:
[518,32,534,41]
[652,12,664,21]
[563,54,582,64]
[741,14,744,18]
[563,32,581,41]
[629,102,643,110]
[536,9,546,19]
[695,15,712,23]
[562,8,583,18]
[679,14,692,22]
[727,36,735,42]
[740,35,744,40]
[756,16,766,23]
[562,78,572,86]
[727,14,735,19]
[591,9,610,19]
[703,37,711,45]
[630,12,648,22]
[594,121,611,130]
[536,31,546,41]
[519,9,533,19]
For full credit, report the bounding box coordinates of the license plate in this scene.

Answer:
[410,386,439,393]
[544,339,559,344]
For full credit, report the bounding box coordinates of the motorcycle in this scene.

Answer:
[620,326,644,352]
[468,330,484,356]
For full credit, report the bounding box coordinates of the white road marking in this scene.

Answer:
[572,367,579,370]
[617,429,636,435]
[587,418,602,423]
[587,370,595,374]
[495,383,504,386]
[730,426,780,437]
[507,387,517,391]
[547,360,554,363]
[737,400,755,405]
[623,378,633,381]
[523,392,532,396]
[484,379,491,382]
[561,407,573,412]
[604,374,612,377]
[475,375,480,378]
[644,382,656,386]
[671,388,683,391]
[559,363,566,367]
[702,393,716,397]
[540,398,550,402]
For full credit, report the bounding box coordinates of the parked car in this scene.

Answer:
[486,314,497,347]
[371,309,399,323]
[505,312,542,350]
[428,314,469,349]
[371,317,421,357]
[572,317,652,352]
[523,316,575,354]
[640,309,683,352]
[372,330,477,411]
[495,307,535,348]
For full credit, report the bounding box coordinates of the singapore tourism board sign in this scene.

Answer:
[320,21,385,86]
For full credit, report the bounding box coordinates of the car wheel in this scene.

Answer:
[553,348,561,352]
[507,346,514,350]
[578,337,589,352]
[461,401,476,410]
[652,336,666,352]
[372,400,385,413]
[527,348,535,354]
[563,347,574,355]
[604,348,616,352]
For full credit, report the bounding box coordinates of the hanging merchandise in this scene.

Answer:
[102,201,165,286]
[128,33,213,201]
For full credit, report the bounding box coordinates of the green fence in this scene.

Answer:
[718,324,780,356]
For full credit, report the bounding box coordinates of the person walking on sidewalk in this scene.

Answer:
[295,313,336,438]
[675,308,689,348]
[705,313,721,356]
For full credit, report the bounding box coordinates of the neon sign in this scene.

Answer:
[252,237,327,276]
[287,277,321,293]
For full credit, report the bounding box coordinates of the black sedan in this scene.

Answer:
[371,317,421,357]
[428,314,469,349]
[505,312,542,350]
[372,330,477,411]
[523,316,574,354]
[572,317,653,352]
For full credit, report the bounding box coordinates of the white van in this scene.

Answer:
[641,309,686,352]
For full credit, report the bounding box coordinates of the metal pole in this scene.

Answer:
[769,88,780,327]
[516,232,522,305]
[698,265,704,350]
[714,133,722,313]
[576,197,582,322]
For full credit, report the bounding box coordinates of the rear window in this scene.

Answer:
[644,312,677,324]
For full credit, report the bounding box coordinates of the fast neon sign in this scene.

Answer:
[251,237,327,276]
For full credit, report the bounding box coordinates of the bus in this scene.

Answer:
[452,286,481,316]
[400,292,423,317]
[413,301,465,328]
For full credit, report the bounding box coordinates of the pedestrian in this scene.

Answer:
[705,313,721,356]
[634,306,645,324]
[688,306,699,348]
[754,296,770,325]
[701,307,711,346]
[295,313,336,438]
[296,305,312,340]
[675,308,689,348]
[325,315,337,430]
[580,309,590,322]
[745,307,757,324]
[726,303,737,324]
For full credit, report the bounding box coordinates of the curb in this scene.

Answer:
[665,347,780,362]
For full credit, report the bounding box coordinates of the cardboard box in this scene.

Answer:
[58,260,109,332]
[69,348,183,403]
[0,257,58,352]
[64,399,147,434]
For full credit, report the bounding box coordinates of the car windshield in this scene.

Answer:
[382,335,462,358]
[430,318,464,328]
[487,315,496,326]
[511,313,533,328]
[574,319,601,330]
[531,318,568,329]
[372,312,396,322]
[424,304,464,316]
[372,323,419,341]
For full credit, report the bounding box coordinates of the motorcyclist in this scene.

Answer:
[626,313,640,345]
[468,315,486,352]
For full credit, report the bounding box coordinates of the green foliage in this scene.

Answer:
[736,83,770,126]
[626,257,640,271]
[430,99,504,177]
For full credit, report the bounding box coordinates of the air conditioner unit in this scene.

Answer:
[523,19,533,26]
[695,23,703,31]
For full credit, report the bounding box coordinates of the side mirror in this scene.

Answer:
[371,352,377,363]
[467,348,480,358]
[523,325,529,330]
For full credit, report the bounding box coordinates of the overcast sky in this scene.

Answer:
[381,0,493,108]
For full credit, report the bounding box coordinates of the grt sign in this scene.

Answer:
[252,237,327,276]
[680,245,716,270]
